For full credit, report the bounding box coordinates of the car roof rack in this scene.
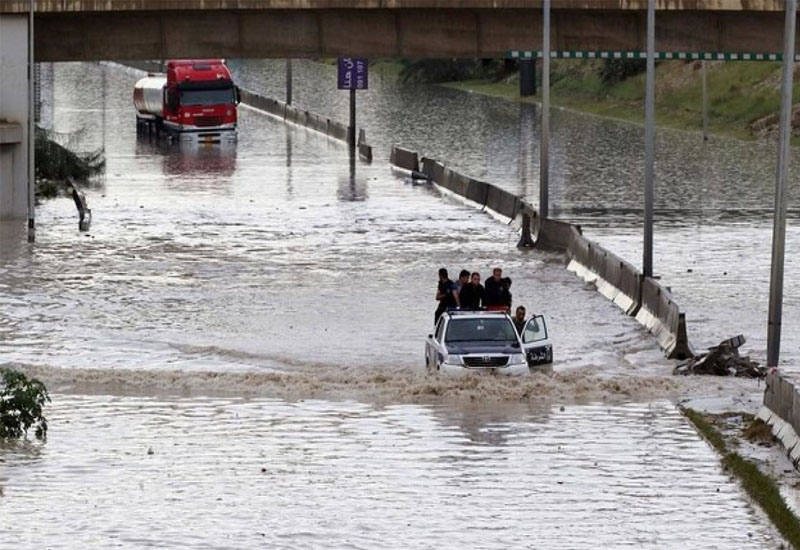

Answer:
[446,309,509,316]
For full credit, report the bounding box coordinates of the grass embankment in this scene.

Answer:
[443,60,790,141]
[682,408,800,548]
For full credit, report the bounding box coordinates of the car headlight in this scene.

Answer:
[508,353,527,365]
[443,354,461,366]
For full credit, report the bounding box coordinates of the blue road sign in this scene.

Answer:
[337,58,368,90]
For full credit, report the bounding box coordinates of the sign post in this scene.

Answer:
[337,58,368,152]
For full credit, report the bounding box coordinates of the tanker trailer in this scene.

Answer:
[133,59,240,143]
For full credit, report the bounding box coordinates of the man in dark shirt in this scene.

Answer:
[512,305,527,336]
[459,272,484,310]
[455,270,470,295]
[435,268,459,324]
[484,267,512,312]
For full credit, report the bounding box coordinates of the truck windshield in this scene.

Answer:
[445,318,518,343]
[179,88,235,106]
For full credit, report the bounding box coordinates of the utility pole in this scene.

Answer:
[643,0,656,278]
[767,0,797,369]
[539,0,550,220]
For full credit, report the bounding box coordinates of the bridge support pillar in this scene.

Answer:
[0,14,31,221]
[519,59,536,97]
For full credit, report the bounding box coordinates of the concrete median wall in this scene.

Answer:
[759,373,800,469]
[390,147,419,172]
[240,89,368,157]
[391,144,694,360]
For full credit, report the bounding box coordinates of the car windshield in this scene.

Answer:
[523,316,548,343]
[445,318,518,343]
[179,87,235,106]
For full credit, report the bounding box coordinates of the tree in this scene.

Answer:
[0,368,50,440]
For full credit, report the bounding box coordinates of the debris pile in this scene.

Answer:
[674,335,766,378]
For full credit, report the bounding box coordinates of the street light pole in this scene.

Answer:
[539,0,550,220]
[643,0,655,278]
[767,0,797,369]
[27,0,35,243]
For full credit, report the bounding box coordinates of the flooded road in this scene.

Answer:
[0,61,785,548]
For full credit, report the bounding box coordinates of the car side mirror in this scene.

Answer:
[427,334,433,339]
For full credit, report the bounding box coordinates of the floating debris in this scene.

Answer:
[674,335,766,378]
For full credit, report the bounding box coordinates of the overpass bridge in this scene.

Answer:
[0,1,794,61]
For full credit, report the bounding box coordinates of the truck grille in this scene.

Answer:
[194,116,223,127]
[463,356,509,368]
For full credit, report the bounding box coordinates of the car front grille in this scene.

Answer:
[463,356,509,368]
[194,116,224,127]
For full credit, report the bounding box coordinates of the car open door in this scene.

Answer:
[426,317,445,372]
[521,315,553,365]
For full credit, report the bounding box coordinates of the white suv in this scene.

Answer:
[425,311,551,376]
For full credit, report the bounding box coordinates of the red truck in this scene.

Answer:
[133,59,240,143]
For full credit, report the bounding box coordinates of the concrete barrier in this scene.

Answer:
[238,88,372,161]
[358,128,373,162]
[421,157,445,183]
[389,146,694,359]
[566,235,641,316]
[390,146,419,172]
[634,277,693,359]
[535,217,579,251]
[760,372,800,469]
[486,186,520,219]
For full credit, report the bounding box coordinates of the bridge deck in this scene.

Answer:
[0,0,788,13]
[0,0,792,61]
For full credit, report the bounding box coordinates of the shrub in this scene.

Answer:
[399,58,504,84]
[600,59,647,85]
[0,368,50,440]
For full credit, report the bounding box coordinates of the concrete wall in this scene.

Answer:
[391,144,694,360]
[759,372,800,469]
[238,88,371,160]
[0,14,29,220]
[11,9,794,61]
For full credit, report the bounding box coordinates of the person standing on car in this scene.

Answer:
[435,268,459,324]
[455,270,470,295]
[484,267,512,312]
[512,305,527,336]
[459,272,484,310]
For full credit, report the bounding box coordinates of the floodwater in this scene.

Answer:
[0,397,780,549]
[0,61,786,548]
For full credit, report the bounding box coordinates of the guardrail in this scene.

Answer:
[391,144,694,360]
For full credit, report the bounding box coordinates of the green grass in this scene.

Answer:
[682,408,800,549]
[441,60,789,141]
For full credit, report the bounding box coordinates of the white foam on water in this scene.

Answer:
[8,361,765,407]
